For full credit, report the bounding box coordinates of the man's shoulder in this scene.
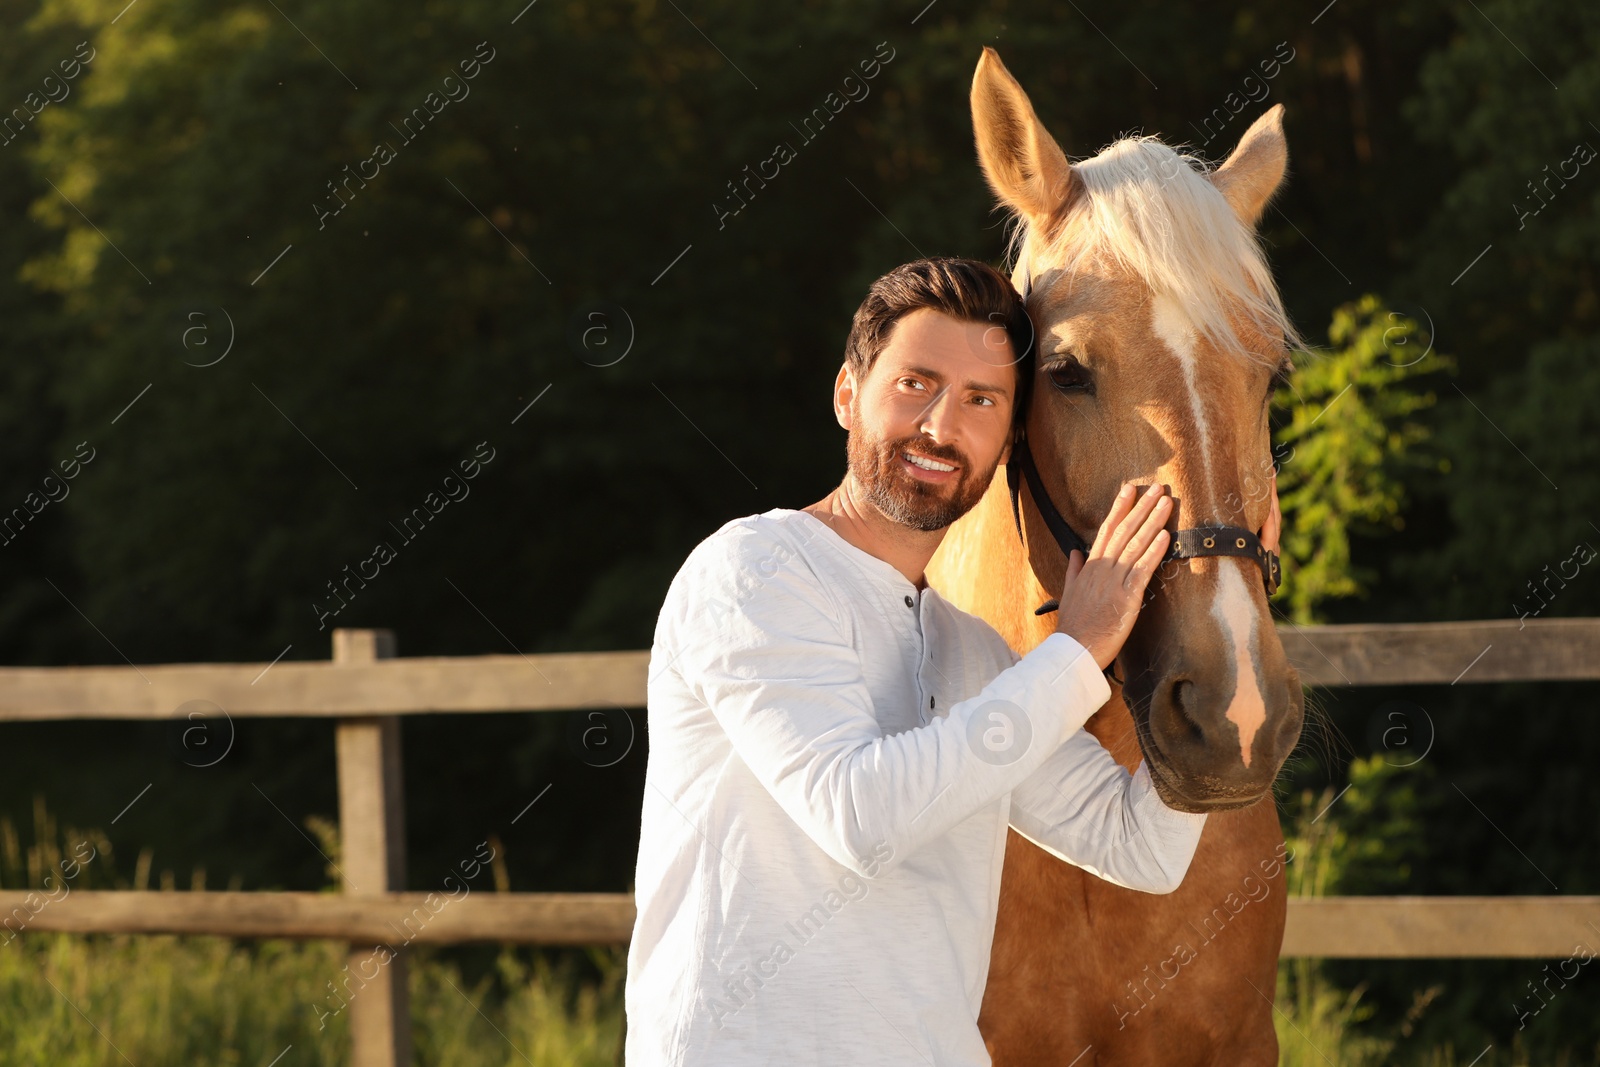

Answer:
[668,510,840,615]
[681,509,830,575]
[649,510,851,674]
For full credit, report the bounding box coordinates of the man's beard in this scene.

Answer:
[846,420,997,532]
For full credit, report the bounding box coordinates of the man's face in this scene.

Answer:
[841,307,1019,532]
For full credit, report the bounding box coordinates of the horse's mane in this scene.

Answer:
[1004,135,1301,362]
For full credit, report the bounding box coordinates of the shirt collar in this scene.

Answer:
[778,509,931,602]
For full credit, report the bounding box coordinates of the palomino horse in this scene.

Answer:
[927,49,1306,1065]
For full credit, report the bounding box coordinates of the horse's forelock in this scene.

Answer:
[1008,135,1300,363]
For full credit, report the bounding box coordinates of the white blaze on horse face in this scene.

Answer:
[1212,563,1266,767]
[1149,292,1215,505]
[1153,292,1265,766]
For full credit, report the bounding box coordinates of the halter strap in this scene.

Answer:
[1005,433,1281,615]
[1006,429,1088,560]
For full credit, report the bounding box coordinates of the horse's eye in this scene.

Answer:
[1044,358,1093,395]
[1266,359,1293,400]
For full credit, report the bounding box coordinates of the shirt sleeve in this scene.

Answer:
[1007,731,1208,894]
[663,522,1113,878]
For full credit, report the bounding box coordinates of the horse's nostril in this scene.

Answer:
[1170,679,1204,742]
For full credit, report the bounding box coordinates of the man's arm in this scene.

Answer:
[998,478,1232,892]
[666,523,1112,879]
[1007,731,1208,894]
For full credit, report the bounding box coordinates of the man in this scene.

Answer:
[626,257,1272,1065]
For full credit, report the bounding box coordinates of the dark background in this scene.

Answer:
[1,0,1596,1059]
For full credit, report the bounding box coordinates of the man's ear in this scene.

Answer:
[833,364,856,429]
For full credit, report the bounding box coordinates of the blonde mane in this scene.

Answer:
[1007,135,1301,360]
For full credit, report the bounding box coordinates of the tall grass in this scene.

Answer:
[0,931,625,1067]
[1271,771,1598,1067]
[0,797,626,1066]
[1274,955,1393,1067]
[0,932,350,1066]
[3,790,1592,1065]
[1273,776,1396,1067]
[412,947,625,1067]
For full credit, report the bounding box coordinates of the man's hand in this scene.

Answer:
[1052,483,1171,671]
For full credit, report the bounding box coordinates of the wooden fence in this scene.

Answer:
[2,619,1597,1066]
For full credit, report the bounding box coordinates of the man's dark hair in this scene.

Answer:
[842,257,1036,432]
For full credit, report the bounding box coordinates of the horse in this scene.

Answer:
[926,48,1306,1066]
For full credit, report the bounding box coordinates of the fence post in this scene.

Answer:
[334,628,411,1067]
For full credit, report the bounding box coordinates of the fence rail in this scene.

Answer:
[4,618,1595,1066]
[7,890,1599,960]
[4,619,1595,722]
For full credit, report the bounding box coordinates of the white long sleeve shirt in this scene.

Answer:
[624,509,1208,1066]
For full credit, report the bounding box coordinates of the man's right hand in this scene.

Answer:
[1052,482,1171,670]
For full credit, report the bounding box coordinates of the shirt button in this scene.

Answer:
[904,595,914,608]
[929,696,936,709]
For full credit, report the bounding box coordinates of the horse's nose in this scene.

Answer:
[1145,664,1294,801]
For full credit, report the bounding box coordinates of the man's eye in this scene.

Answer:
[900,378,926,391]
[1043,358,1093,395]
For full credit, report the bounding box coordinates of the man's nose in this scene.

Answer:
[917,384,957,439]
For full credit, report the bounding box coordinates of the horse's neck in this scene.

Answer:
[927,470,1143,770]
[927,467,1056,653]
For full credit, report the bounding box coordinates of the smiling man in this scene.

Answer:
[625,258,1237,1066]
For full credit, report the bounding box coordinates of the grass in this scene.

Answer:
[2,793,1594,1065]
[7,929,1590,1067]
[0,932,625,1067]
[0,796,627,1066]
[1275,956,1393,1067]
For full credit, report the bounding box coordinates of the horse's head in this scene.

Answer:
[971,48,1304,812]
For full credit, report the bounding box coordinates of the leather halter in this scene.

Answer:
[1005,435,1281,615]
[1007,263,1282,616]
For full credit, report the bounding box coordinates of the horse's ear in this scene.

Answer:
[970,47,1079,226]
[1210,104,1288,228]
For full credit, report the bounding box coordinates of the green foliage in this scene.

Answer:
[1396,0,1600,618]
[0,794,119,892]
[1318,756,1436,896]
[1272,759,1438,1066]
[412,948,625,1067]
[0,933,346,1066]
[1274,295,1448,622]
[0,933,624,1066]
[1275,957,1393,1067]
[1281,755,1436,899]
[1413,334,1600,617]
[0,796,625,1065]
[0,0,1464,667]
[1274,754,1600,1066]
